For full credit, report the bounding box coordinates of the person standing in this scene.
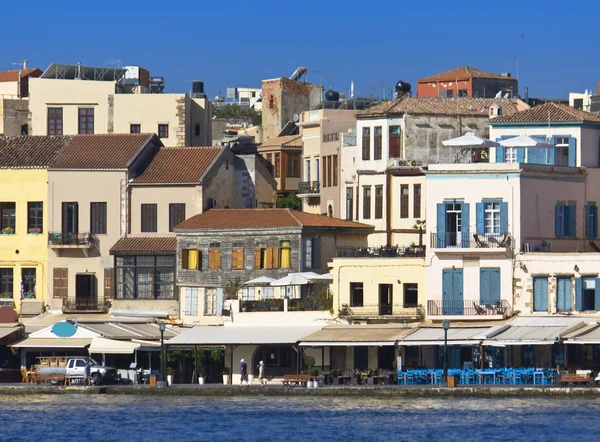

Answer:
[258,360,266,387]
[240,359,248,386]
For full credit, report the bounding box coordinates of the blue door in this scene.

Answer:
[533,277,548,312]
[442,269,463,315]
[556,277,572,312]
[480,268,500,305]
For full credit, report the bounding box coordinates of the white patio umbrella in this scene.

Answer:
[270,273,311,286]
[297,272,334,281]
[499,135,552,148]
[242,276,275,286]
[442,132,499,148]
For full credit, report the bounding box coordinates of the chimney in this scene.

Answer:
[23,60,28,70]
[500,73,512,78]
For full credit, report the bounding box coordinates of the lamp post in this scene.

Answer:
[157,322,168,388]
[442,320,450,383]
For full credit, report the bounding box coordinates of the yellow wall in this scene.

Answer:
[0,169,49,310]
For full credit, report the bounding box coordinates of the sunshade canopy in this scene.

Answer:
[270,273,311,286]
[499,135,552,148]
[242,276,276,286]
[12,338,92,349]
[442,132,499,148]
[88,337,141,354]
[299,325,416,346]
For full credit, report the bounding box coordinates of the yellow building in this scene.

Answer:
[0,136,71,313]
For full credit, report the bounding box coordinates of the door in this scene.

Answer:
[442,269,463,315]
[377,346,395,370]
[480,268,500,305]
[353,346,369,371]
[75,274,97,310]
[379,284,393,315]
[445,203,462,246]
[557,277,572,312]
[61,202,78,243]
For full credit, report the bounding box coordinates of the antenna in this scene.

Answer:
[105,59,123,68]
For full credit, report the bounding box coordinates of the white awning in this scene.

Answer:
[398,327,493,346]
[0,325,20,340]
[88,337,140,355]
[483,326,567,346]
[299,325,415,347]
[12,338,92,349]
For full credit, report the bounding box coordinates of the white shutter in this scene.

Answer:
[191,288,198,316]
[184,288,192,315]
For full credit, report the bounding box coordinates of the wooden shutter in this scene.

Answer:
[312,238,321,269]
[272,247,280,269]
[255,248,261,269]
[73,202,79,234]
[53,268,68,299]
[182,249,188,270]
[61,203,68,236]
[104,268,114,300]
[265,248,273,269]
[232,248,244,270]
[209,249,221,270]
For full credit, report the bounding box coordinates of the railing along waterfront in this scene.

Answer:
[427,299,512,317]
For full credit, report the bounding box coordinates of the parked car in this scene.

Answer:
[38,358,118,385]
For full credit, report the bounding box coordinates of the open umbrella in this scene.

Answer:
[499,135,552,148]
[270,273,311,287]
[242,276,275,286]
[442,132,499,148]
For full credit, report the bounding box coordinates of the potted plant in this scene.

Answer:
[2,227,14,235]
[28,227,41,234]
[166,367,173,385]
[222,366,230,385]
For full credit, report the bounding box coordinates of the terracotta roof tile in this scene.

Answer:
[260,135,302,148]
[0,135,72,168]
[175,209,373,230]
[133,146,222,184]
[358,97,519,119]
[0,68,42,82]
[491,102,600,124]
[418,66,518,83]
[52,133,159,169]
[109,236,177,254]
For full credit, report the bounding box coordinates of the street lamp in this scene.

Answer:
[442,320,450,383]
[157,322,168,388]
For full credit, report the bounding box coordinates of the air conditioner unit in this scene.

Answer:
[524,243,530,253]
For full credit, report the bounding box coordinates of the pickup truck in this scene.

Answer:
[37,358,118,385]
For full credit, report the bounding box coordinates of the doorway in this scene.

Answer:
[354,346,369,370]
[254,345,297,377]
[377,346,395,370]
[75,274,97,310]
[379,284,393,315]
[445,202,462,246]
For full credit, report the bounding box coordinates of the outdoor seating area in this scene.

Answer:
[397,368,559,386]
[320,369,395,385]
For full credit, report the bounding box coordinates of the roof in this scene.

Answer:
[299,324,416,346]
[491,102,600,124]
[89,337,140,354]
[357,97,519,119]
[110,237,177,255]
[132,146,222,184]
[0,68,42,82]
[175,208,374,230]
[419,66,518,83]
[52,133,158,169]
[0,136,72,169]
[81,322,180,340]
[399,326,493,346]
[483,326,566,345]
[12,338,92,349]
[167,325,323,346]
[259,135,302,148]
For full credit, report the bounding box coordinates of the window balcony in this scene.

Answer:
[62,298,109,313]
[427,300,512,319]
[340,303,424,320]
[429,232,513,253]
[336,246,425,258]
[48,232,96,257]
[297,181,320,197]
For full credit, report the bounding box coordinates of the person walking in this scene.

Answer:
[258,360,266,387]
[240,359,248,386]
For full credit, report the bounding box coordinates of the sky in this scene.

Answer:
[2,0,599,100]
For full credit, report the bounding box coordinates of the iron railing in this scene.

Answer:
[48,232,94,247]
[63,298,109,313]
[427,299,512,317]
[430,232,513,249]
[288,297,332,312]
[241,299,284,312]
[298,181,320,195]
[336,246,425,258]
[340,303,424,319]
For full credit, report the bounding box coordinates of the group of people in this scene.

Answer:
[239,359,266,387]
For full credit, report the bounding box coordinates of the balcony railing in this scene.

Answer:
[288,296,332,312]
[48,232,94,247]
[430,232,513,249]
[427,300,512,317]
[62,298,109,313]
[241,299,284,312]
[336,246,425,258]
[340,303,424,319]
[298,181,320,195]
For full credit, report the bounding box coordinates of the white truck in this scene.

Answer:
[37,358,118,385]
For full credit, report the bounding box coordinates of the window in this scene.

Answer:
[184,288,199,316]
[53,268,67,299]
[266,153,272,164]
[280,240,291,269]
[22,268,36,298]
[304,237,320,269]
[533,277,548,312]
[327,156,332,187]
[557,277,572,312]
[287,153,300,177]
[345,187,353,221]
[0,269,13,298]
[130,124,141,134]
[242,286,255,301]
[47,108,63,135]
[374,126,382,160]
[363,186,371,219]
[413,184,421,218]
[181,249,201,270]
[274,153,281,178]
[255,244,280,269]
[362,128,371,160]
[484,202,500,234]
[439,89,453,98]
[333,155,338,186]
[403,283,418,307]
[1,202,16,232]
[400,185,409,219]
[158,124,169,138]
[169,204,186,232]
[577,277,598,311]
[458,89,468,97]
[585,203,598,239]
[204,289,217,316]
[522,346,535,367]
[141,204,157,232]
[389,126,402,158]
[375,186,383,219]
[208,243,221,270]
[90,202,107,235]
[78,108,94,134]
[350,283,364,307]
[195,124,201,137]
[555,137,570,167]
[504,147,517,163]
[27,202,43,234]
[61,202,78,236]
[115,255,175,299]
[555,202,576,238]
[232,242,244,270]
[21,124,28,135]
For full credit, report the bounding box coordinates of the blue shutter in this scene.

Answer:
[517,148,525,163]
[557,278,572,312]
[476,202,484,235]
[548,137,556,165]
[594,206,599,238]
[527,147,537,164]
[455,269,464,314]
[540,279,548,311]
[461,203,470,247]
[490,268,500,303]
[500,202,509,234]
[480,268,490,303]
[555,204,564,237]
[442,269,453,315]
[533,277,548,312]
[436,203,445,248]
[575,278,583,311]
[495,138,504,163]
[568,136,576,167]
[585,205,592,238]
[568,202,576,237]
[216,288,224,316]
[480,268,500,304]
[595,279,600,311]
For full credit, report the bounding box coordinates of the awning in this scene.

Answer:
[12,338,92,349]
[398,327,492,346]
[88,337,140,354]
[563,323,600,344]
[167,325,323,347]
[483,326,566,346]
[0,325,20,340]
[299,325,416,346]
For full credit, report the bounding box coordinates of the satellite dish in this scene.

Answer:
[293,113,299,122]
[52,321,77,338]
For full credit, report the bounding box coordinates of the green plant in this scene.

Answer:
[222,367,230,375]
[309,368,319,377]
[276,193,302,211]
[413,219,426,247]
[167,366,173,376]
[213,104,261,126]
[224,277,243,300]
[304,355,316,370]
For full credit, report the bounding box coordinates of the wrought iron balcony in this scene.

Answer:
[336,246,425,258]
[427,300,512,317]
[297,181,320,196]
[48,232,95,256]
[340,303,424,319]
[62,298,109,313]
[430,232,513,250]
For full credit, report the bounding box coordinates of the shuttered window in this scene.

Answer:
[363,186,371,219]
[231,242,244,270]
[53,268,68,299]
[413,184,421,218]
[205,289,217,316]
[374,126,382,160]
[375,186,383,219]
[208,243,221,270]
[141,204,157,232]
[182,249,201,270]
[169,204,186,232]
[362,128,370,160]
[90,202,107,234]
[104,268,114,300]
[255,247,280,269]
[400,185,409,219]
[184,288,199,316]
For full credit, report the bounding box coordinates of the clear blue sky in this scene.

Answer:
[2,0,599,100]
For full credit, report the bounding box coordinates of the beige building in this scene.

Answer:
[0,67,42,136]
[257,135,302,196]
[28,64,212,146]
[296,109,357,217]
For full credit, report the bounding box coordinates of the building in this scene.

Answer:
[417,66,518,99]
[28,63,212,146]
[216,87,263,110]
[296,109,358,217]
[0,65,42,98]
[569,91,600,113]
[257,135,302,196]
[0,65,42,137]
